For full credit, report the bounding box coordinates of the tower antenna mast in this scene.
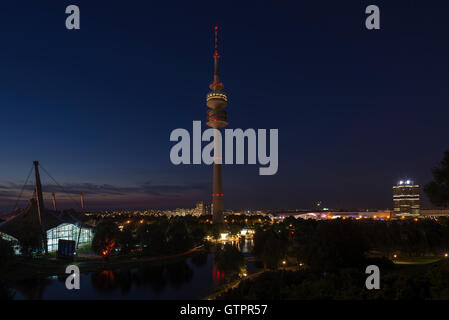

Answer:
[206,26,228,224]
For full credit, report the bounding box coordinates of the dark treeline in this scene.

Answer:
[92,215,209,257]
[217,261,449,300]
[92,214,268,257]
[214,243,246,282]
[219,217,449,299]
[253,217,449,271]
[0,213,266,260]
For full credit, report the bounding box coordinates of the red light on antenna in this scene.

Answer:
[215,26,218,31]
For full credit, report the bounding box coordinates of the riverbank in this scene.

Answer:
[1,245,205,282]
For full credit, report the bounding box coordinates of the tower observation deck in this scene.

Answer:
[206,26,227,224]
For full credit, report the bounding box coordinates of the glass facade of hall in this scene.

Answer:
[46,223,93,252]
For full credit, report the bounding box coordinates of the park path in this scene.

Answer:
[204,265,298,300]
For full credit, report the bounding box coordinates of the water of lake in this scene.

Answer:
[10,240,257,300]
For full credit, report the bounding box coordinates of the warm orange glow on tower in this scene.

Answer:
[206,26,228,224]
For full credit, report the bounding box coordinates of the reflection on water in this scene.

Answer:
[0,280,15,300]
[13,278,52,300]
[238,239,254,255]
[10,240,255,300]
[91,270,118,293]
[191,251,208,267]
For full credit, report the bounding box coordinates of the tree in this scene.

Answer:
[118,226,135,255]
[262,232,284,270]
[18,223,43,256]
[253,226,290,270]
[185,221,206,246]
[427,260,449,299]
[214,244,245,281]
[228,223,242,237]
[166,221,193,253]
[207,223,223,240]
[301,220,368,272]
[137,221,167,256]
[92,221,120,257]
[424,151,449,207]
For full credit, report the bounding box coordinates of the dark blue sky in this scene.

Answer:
[0,0,448,211]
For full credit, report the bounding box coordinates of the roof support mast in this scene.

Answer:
[33,161,48,254]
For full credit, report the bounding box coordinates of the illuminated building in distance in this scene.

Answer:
[206,26,228,224]
[393,179,420,217]
[195,201,206,216]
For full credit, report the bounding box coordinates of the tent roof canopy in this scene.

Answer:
[0,199,92,241]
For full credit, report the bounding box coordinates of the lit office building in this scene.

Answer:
[393,179,420,217]
[194,201,206,216]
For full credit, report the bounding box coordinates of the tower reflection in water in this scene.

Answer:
[212,266,225,287]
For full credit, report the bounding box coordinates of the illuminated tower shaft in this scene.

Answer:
[206,27,228,224]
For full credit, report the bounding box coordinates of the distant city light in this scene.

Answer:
[220,233,228,241]
[399,180,404,185]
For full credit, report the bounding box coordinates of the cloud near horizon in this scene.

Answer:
[0,181,209,211]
